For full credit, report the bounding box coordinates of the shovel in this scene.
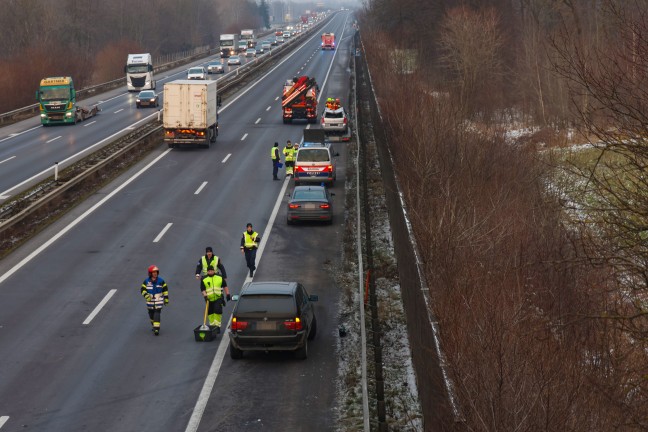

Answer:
[199,300,210,331]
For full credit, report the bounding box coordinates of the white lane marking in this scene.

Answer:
[153,223,173,243]
[184,168,291,432]
[274,96,279,101]
[82,289,117,325]
[0,125,41,143]
[83,121,97,127]
[222,153,231,163]
[255,118,261,124]
[46,136,61,143]
[0,156,16,165]
[0,416,8,428]
[0,149,173,285]
[0,196,10,200]
[241,133,248,141]
[194,182,208,195]
[266,106,271,111]
[0,111,160,199]
[114,108,124,113]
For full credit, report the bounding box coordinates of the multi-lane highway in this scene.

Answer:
[0,11,353,432]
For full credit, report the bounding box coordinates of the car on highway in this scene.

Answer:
[229,281,318,359]
[245,48,257,57]
[187,66,207,80]
[287,185,333,224]
[238,41,248,52]
[261,41,272,51]
[207,61,224,74]
[321,106,349,132]
[135,90,159,108]
[270,38,278,46]
[276,36,285,44]
[227,55,242,66]
[294,142,338,186]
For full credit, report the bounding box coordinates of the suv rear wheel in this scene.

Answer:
[229,341,243,359]
[295,338,308,360]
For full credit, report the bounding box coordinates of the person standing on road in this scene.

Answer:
[200,265,231,332]
[195,246,227,280]
[240,223,261,277]
[271,142,281,181]
[141,265,169,336]
[283,140,296,177]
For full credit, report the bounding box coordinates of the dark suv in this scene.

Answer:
[228,281,318,359]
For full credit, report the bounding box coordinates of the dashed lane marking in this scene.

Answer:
[114,109,124,113]
[255,118,261,124]
[266,106,271,111]
[83,121,97,127]
[46,136,61,143]
[222,153,231,163]
[82,289,117,325]
[0,156,16,165]
[153,222,173,243]
[194,182,208,195]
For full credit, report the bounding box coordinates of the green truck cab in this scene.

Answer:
[36,76,99,126]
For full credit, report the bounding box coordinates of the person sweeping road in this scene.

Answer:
[200,265,230,333]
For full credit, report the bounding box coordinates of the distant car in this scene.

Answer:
[321,107,349,132]
[276,36,285,44]
[245,48,257,57]
[270,38,278,46]
[136,90,159,108]
[227,55,242,65]
[261,41,272,51]
[256,46,265,54]
[187,67,207,80]
[229,281,318,359]
[275,30,283,36]
[238,42,248,52]
[207,61,224,74]
[287,185,333,224]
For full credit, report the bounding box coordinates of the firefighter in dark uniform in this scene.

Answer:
[141,265,169,336]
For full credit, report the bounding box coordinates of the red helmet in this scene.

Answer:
[148,265,159,274]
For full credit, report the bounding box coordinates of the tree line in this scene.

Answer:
[0,0,271,112]
[359,0,648,429]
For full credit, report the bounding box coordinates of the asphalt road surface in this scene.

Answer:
[0,11,354,432]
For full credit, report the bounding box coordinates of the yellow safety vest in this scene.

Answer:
[202,275,224,301]
[200,256,219,275]
[243,231,258,248]
[271,147,279,160]
[283,146,295,162]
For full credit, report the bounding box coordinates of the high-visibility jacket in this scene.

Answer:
[200,255,219,275]
[283,146,295,162]
[271,147,280,160]
[201,275,224,302]
[141,276,168,310]
[243,231,259,249]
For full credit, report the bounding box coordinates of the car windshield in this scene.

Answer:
[189,68,203,74]
[138,91,154,98]
[298,149,329,162]
[293,189,326,200]
[237,294,295,315]
[126,65,148,74]
[39,87,69,101]
[209,62,222,66]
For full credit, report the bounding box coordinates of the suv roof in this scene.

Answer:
[241,281,297,296]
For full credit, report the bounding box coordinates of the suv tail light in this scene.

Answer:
[283,317,303,331]
[343,117,347,124]
[289,203,301,209]
[320,203,330,209]
[231,317,248,331]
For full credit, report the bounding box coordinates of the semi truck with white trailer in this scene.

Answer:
[125,53,156,91]
[163,80,221,149]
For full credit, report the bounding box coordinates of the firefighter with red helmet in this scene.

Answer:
[141,265,169,336]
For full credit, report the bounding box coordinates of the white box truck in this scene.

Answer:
[240,29,256,48]
[163,80,221,149]
[125,53,155,91]
[219,34,239,57]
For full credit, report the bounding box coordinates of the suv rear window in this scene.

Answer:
[297,149,329,162]
[325,111,344,119]
[293,189,326,200]
[237,294,295,315]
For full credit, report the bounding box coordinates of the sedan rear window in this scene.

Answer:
[293,189,326,200]
[237,294,295,315]
[324,111,344,119]
[297,149,329,162]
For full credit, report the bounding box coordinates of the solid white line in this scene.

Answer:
[0,196,10,200]
[194,181,208,195]
[222,153,231,163]
[0,416,8,428]
[266,106,271,111]
[255,118,261,124]
[0,156,16,165]
[153,223,173,243]
[241,133,248,141]
[114,109,124,113]
[46,136,61,143]
[0,149,173,285]
[184,172,291,432]
[83,121,97,127]
[82,289,117,325]
[0,111,161,198]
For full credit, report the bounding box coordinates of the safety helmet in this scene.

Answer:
[148,265,159,274]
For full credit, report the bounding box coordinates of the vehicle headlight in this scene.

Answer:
[65,112,72,117]
[40,114,46,118]
[136,99,141,102]
[150,98,155,102]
